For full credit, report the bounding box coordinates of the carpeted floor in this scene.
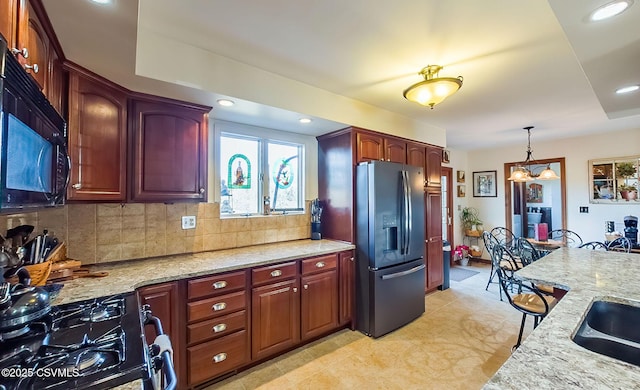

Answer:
[450,266,480,282]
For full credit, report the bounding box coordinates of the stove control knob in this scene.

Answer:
[152,355,164,371]
[149,343,161,357]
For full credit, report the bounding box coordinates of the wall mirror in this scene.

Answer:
[590,156,639,204]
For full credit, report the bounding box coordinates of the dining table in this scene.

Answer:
[526,237,565,251]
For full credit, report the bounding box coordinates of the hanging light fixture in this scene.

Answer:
[403,65,463,109]
[507,126,560,182]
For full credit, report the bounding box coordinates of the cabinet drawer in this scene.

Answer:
[188,330,248,385]
[188,270,246,300]
[188,310,246,345]
[187,290,246,323]
[301,254,337,275]
[252,261,297,286]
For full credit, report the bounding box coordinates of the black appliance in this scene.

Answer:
[624,215,638,246]
[0,292,176,390]
[0,35,70,214]
[355,161,426,338]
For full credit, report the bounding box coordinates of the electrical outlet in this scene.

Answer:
[579,206,589,213]
[181,215,196,229]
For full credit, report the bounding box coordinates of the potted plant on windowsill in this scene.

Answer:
[461,207,483,236]
[616,162,638,201]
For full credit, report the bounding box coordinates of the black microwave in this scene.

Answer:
[0,35,69,214]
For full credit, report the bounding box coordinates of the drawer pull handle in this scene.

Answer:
[270,270,282,277]
[212,281,227,289]
[212,302,227,311]
[212,353,227,363]
[315,261,326,268]
[212,323,227,333]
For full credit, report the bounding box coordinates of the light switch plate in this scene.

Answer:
[182,215,196,229]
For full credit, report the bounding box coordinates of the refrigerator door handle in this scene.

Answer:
[405,170,412,252]
[381,263,425,280]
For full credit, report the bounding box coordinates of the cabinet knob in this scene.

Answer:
[350,257,354,262]
[212,323,227,333]
[212,353,227,363]
[11,47,28,58]
[212,302,227,311]
[270,270,282,277]
[315,261,325,268]
[293,287,298,293]
[199,187,205,194]
[72,183,82,190]
[24,63,39,73]
[303,284,308,289]
[212,281,227,289]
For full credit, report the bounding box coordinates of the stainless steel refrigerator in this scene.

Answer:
[355,160,426,338]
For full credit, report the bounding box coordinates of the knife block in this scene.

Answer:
[311,221,322,240]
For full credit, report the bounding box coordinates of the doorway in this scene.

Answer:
[503,158,567,237]
[441,167,453,251]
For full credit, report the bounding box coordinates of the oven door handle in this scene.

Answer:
[158,349,177,390]
[145,314,178,390]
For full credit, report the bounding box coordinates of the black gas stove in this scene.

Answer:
[0,292,171,390]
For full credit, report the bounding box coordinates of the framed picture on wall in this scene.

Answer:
[473,170,497,197]
[457,185,466,197]
[442,149,451,163]
[457,170,465,183]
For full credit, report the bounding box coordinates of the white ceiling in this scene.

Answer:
[42,0,640,150]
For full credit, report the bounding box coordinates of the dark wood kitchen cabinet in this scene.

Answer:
[384,138,407,163]
[129,96,209,202]
[425,188,444,290]
[356,131,384,163]
[66,65,128,201]
[185,269,249,387]
[425,145,443,188]
[338,250,355,327]
[407,142,427,168]
[300,254,339,340]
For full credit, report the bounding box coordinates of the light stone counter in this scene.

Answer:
[484,247,640,389]
[53,239,354,305]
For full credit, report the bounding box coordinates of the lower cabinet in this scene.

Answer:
[139,250,353,389]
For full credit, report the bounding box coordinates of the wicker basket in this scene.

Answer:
[22,261,53,286]
[470,249,482,257]
[465,229,483,237]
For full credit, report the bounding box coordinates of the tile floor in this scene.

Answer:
[205,261,530,390]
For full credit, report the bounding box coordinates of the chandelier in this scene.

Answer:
[403,65,463,109]
[507,126,560,182]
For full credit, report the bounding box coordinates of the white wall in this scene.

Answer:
[452,127,640,245]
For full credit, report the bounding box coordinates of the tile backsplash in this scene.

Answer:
[0,202,311,265]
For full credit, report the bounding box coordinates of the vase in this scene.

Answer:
[460,257,469,266]
[621,190,638,201]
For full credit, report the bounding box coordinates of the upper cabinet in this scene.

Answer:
[67,65,128,201]
[590,156,639,204]
[356,132,384,163]
[129,97,209,202]
[425,145,443,187]
[1,0,64,112]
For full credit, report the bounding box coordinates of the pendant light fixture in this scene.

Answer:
[403,65,463,109]
[508,126,560,182]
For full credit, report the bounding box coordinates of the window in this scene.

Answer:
[589,156,639,203]
[220,132,304,215]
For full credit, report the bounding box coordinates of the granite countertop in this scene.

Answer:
[484,247,640,389]
[53,239,354,305]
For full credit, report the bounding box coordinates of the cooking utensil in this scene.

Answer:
[0,267,50,332]
[5,225,34,247]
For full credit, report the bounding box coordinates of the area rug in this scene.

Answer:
[450,266,480,282]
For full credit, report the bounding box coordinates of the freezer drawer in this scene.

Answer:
[357,259,426,338]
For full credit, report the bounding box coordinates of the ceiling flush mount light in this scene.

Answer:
[590,0,633,21]
[90,0,112,4]
[403,65,463,109]
[217,99,235,107]
[616,85,640,94]
[508,126,560,182]
[299,118,312,124]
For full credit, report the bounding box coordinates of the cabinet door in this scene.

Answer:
[0,0,19,50]
[425,189,444,290]
[426,145,443,187]
[67,70,128,201]
[251,279,300,361]
[301,270,338,340]
[338,250,355,327]
[356,132,384,163]
[16,1,47,91]
[384,138,406,163]
[130,99,208,202]
[407,142,426,168]
[137,282,180,345]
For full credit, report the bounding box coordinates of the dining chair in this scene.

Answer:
[578,241,608,251]
[606,237,632,253]
[488,243,521,301]
[483,231,501,292]
[548,229,583,248]
[516,237,544,266]
[490,227,518,253]
[492,245,557,351]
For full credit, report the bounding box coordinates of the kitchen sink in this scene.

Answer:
[572,298,640,366]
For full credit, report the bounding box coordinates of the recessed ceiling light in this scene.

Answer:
[217,99,235,107]
[590,1,632,21]
[616,85,640,94]
[90,0,112,4]
[299,118,312,124]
